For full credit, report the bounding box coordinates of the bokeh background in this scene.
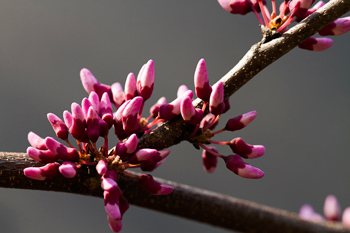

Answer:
[0,1,349,233]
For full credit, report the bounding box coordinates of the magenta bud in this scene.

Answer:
[96,159,108,175]
[224,155,264,179]
[298,37,333,51]
[47,113,69,140]
[194,58,212,101]
[28,132,48,150]
[139,174,174,195]
[63,110,73,129]
[140,150,170,172]
[177,85,190,98]
[125,73,138,100]
[299,204,324,222]
[159,90,193,120]
[209,82,225,115]
[107,215,122,232]
[319,17,350,36]
[180,97,203,125]
[104,189,123,221]
[59,161,78,178]
[111,82,125,108]
[223,98,231,113]
[150,97,167,118]
[303,1,325,18]
[88,91,100,112]
[101,177,119,192]
[122,97,142,134]
[225,111,257,131]
[104,170,118,180]
[217,0,262,15]
[289,0,315,18]
[24,162,60,180]
[230,137,265,159]
[45,137,80,162]
[81,98,93,118]
[199,113,219,130]
[342,207,350,227]
[137,60,154,101]
[115,134,138,159]
[27,147,57,163]
[87,107,100,143]
[113,100,129,140]
[324,195,341,221]
[202,147,218,173]
[80,68,100,94]
[128,149,161,166]
[70,103,86,140]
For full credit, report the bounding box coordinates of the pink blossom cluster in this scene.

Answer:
[299,195,350,227]
[23,58,265,232]
[217,0,350,51]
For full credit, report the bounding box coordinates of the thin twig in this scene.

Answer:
[0,152,349,233]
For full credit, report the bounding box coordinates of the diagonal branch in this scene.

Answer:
[0,0,350,233]
[1,152,350,233]
[137,0,350,150]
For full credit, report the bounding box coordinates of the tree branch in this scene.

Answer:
[137,0,350,150]
[1,0,350,233]
[1,152,350,233]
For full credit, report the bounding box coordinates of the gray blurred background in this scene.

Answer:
[0,1,349,233]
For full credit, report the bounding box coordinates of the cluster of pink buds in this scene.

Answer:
[217,0,350,51]
[23,58,265,232]
[299,195,350,227]
[174,59,266,178]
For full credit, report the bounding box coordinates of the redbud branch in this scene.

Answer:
[0,152,349,233]
[137,0,350,150]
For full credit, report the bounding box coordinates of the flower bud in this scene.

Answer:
[177,85,190,98]
[59,161,78,178]
[96,159,108,175]
[111,82,125,108]
[45,137,80,162]
[223,155,264,179]
[100,92,114,128]
[319,17,350,36]
[139,174,174,195]
[27,146,57,163]
[225,111,257,131]
[209,82,225,115]
[122,96,142,134]
[202,147,218,173]
[24,162,60,180]
[229,137,265,159]
[298,37,333,51]
[47,113,69,140]
[80,68,99,94]
[27,132,48,150]
[324,195,341,221]
[150,97,167,118]
[125,73,138,100]
[137,59,154,101]
[180,96,204,125]
[194,58,212,101]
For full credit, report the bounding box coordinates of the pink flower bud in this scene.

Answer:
[139,174,174,195]
[150,97,167,118]
[63,110,73,129]
[319,17,350,36]
[141,150,170,172]
[96,159,108,175]
[229,137,265,159]
[128,149,161,167]
[59,161,78,178]
[107,215,122,232]
[104,189,122,221]
[224,155,264,179]
[45,137,80,162]
[70,102,86,140]
[342,207,350,227]
[27,132,48,150]
[137,60,154,101]
[159,90,193,120]
[217,0,262,15]
[194,58,212,101]
[289,0,315,18]
[125,73,138,100]
[101,177,119,192]
[299,204,324,222]
[88,91,100,112]
[81,98,93,118]
[47,113,69,140]
[122,96,142,134]
[225,111,257,131]
[177,85,190,98]
[27,147,57,163]
[113,100,129,140]
[111,82,125,108]
[24,162,60,180]
[87,107,100,143]
[100,92,114,128]
[298,37,333,51]
[80,68,100,94]
[202,147,218,173]
[209,82,225,115]
[199,113,219,130]
[180,96,203,125]
[324,195,341,221]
